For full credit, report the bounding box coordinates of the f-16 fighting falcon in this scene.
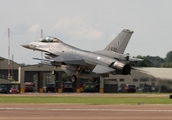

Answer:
[22,29,141,82]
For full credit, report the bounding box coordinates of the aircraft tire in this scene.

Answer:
[71,75,77,83]
[90,78,96,82]
[51,70,56,75]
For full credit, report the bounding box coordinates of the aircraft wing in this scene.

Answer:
[92,64,115,74]
[52,53,86,65]
[34,53,86,65]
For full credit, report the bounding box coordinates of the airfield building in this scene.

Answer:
[0,56,172,93]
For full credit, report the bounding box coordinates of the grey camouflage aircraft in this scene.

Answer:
[22,29,141,82]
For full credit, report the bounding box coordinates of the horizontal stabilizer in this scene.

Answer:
[92,64,115,74]
[129,57,143,61]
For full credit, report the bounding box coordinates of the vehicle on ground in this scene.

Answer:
[118,87,124,92]
[84,82,97,92]
[118,84,126,92]
[46,83,56,92]
[25,82,34,92]
[124,84,136,93]
[0,85,8,94]
[9,85,19,94]
[63,81,73,92]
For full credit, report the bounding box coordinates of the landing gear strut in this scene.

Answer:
[70,66,81,83]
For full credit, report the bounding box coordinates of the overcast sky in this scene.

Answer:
[0,0,172,64]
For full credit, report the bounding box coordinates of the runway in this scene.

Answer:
[0,104,172,120]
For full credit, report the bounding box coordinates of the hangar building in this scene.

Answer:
[0,56,172,93]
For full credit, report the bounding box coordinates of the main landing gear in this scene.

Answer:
[51,66,80,83]
[51,70,77,83]
[70,66,81,83]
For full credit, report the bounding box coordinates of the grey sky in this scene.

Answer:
[0,0,172,64]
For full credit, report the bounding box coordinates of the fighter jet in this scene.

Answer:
[22,29,140,82]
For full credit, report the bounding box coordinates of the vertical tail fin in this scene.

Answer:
[105,29,134,54]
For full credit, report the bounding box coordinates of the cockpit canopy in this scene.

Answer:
[40,36,62,43]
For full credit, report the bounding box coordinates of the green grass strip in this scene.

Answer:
[0,96,172,104]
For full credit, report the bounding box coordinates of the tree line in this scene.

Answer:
[133,51,172,68]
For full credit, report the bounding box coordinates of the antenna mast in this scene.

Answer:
[8,28,10,80]
[41,29,43,58]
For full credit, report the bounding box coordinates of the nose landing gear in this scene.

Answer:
[71,75,77,83]
[51,70,56,75]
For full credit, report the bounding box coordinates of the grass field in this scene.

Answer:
[0,93,172,104]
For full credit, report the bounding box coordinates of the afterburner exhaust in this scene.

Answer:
[110,61,131,75]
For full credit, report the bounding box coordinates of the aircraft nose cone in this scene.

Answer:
[21,44,30,48]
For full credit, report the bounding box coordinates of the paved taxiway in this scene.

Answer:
[0,104,172,120]
[0,93,172,120]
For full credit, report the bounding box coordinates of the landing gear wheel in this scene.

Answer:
[90,78,96,82]
[71,75,77,83]
[51,70,56,75]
